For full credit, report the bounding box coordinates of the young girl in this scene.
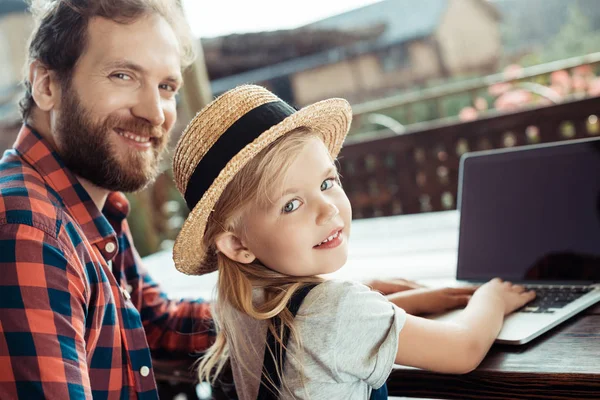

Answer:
[171,85,536,399]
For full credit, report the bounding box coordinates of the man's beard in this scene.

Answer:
[54,85,168,193]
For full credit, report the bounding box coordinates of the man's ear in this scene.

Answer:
[29,61,60,112]
[215,232,256,264]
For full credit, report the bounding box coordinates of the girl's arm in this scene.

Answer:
[395,278,535,374]
[386,286,476,315]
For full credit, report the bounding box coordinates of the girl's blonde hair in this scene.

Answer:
[197,127,329,395]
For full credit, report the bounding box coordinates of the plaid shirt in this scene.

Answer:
[0,125,214,399]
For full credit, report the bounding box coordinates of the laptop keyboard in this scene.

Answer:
[519,285,593,313]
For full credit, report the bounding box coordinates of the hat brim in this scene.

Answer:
[172,98,352,275]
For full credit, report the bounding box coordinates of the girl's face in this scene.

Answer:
[241,137,352,277]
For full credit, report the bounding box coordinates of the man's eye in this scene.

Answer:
[113,73,132,81]
[321,178,335,191]
[283,199,301,213]
[159,83,177,92]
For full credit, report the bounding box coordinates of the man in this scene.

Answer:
[0,1,473,398]
[0,1,209,398]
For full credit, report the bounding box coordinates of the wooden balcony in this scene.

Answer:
[339,96,600,219]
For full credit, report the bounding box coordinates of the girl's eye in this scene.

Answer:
[321,178,335,191]
[283,199,302,213]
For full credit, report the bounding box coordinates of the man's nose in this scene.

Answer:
[317,202,339,226]
[132,87,166,127]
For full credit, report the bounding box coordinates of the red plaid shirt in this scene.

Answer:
[0,125,214,399]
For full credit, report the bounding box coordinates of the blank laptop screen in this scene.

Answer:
[457,138,600,282]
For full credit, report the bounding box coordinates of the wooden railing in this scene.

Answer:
[349,52,600,136]
[338,96,600,219]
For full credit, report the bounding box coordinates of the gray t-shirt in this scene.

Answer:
[229,279,406,399]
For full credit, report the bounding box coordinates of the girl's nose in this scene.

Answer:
[317,203,339,225]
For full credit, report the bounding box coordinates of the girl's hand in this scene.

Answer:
[473,278,536,315]
[365,278,425,294]
[386,286,477,315]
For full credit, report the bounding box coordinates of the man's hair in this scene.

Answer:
[20,0,196,121]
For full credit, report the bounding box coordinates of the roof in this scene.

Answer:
[211,0,452,94]
[306,0,449,47]
[0,0,27,17]
[211,0,501,95]
[211,43,373,94]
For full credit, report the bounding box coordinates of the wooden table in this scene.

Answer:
[390,304,600,399]
[143,210,600,399]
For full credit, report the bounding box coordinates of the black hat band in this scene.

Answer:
[184,100,296,210]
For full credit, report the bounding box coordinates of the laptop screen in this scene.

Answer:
[457,137,600,283]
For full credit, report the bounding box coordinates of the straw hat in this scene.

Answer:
[172,85,352,275]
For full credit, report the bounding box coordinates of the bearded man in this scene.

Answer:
[0,1,215,398]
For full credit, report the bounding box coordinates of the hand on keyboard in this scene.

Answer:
[473,278,536,316]
[519,285,593,313]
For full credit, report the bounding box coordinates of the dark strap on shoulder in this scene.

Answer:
[370,384,388,399]
[256,284,318,400]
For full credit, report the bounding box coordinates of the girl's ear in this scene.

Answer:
[215,232,256,264]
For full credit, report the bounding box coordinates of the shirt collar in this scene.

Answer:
[14,124,129,249]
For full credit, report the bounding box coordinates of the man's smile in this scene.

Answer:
[114,128,153,149]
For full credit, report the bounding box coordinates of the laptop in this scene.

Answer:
[432,136,600,345]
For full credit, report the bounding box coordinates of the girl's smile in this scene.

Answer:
[314,228,344,249]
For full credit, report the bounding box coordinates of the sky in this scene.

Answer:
[181,0,382,38]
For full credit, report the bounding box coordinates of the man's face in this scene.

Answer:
[53,14,183,192]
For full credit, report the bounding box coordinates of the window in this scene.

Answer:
[379,44,410,72]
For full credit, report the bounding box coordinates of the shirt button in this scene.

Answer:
[105,242,116,253]
[125,284,133,294]
[121,287,131,301]
[140,366,150,377]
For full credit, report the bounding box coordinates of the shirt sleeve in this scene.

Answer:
[124,240,215,359]
[330,281,406,389]
[0,223,92,399]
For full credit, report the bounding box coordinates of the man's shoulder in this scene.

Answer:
[0,150,66,239]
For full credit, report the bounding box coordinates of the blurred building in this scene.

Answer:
[0,0,504,147]
[209,0,502,106]
[0,0,31,148]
